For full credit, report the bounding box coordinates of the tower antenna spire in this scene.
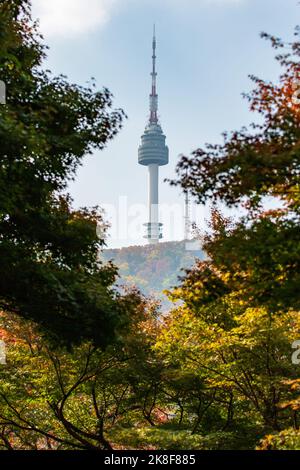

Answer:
[150,23,158,124]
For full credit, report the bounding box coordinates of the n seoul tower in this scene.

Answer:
[138,26,169,244]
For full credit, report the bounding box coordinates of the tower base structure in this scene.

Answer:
[144,222,163,244]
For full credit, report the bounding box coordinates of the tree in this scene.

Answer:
[170,27,300,313]
[0,0,126,346]
[156,21,300,448]
[156,298,300,433]
[0,294,164,450]
[259,379,300,450]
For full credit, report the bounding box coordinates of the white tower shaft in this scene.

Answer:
[148,164,159,243]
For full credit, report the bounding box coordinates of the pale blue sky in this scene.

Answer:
[32,0,299,248]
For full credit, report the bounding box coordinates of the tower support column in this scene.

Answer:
[148,164,160,243]
[148,163,159,220]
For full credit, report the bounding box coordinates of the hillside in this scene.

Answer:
[101,240,205,307]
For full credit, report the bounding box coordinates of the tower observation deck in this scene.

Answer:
[138,26,169,244]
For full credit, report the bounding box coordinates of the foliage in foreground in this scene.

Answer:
[0,300,159,450]
[0,306,267,450]
[0,0,126,347]
[0,0,300,451]
[165,14,300,450]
